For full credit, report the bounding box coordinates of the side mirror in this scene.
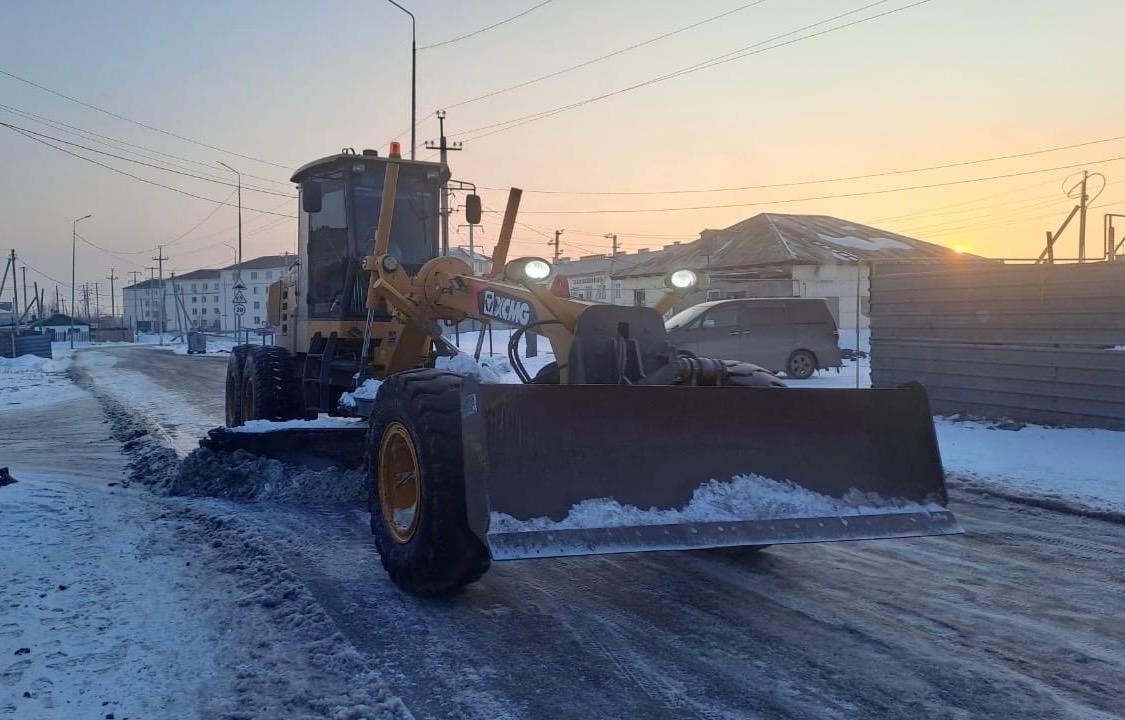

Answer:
[465,194,482,225]
[301,181,323,213]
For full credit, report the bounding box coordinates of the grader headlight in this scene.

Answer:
[505,257,554,284]
[666,269,705,290]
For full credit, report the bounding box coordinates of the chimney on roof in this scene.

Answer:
[636,248,649,253]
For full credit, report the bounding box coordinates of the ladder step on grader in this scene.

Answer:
[205,143,960,595]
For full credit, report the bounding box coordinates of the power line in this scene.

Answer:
[419,0,554,50]
[478,133,1125,196]
[3,123,297,218]
[443,0,769,111]
[0,122,295,198]
[453,0,925,142]
[518,154,1125,215]
[0,102,293,188]
[0,67,294,170]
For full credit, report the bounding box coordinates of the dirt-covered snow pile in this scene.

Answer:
[171,447,367,504]
[491,473,945,533]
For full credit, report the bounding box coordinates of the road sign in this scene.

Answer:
[233,289,248,304]
[232,279,247,291]
[233,304,247,316]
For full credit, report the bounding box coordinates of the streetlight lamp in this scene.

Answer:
[71,213,92,349]
[384,0,416,160]
[218,161,243,340]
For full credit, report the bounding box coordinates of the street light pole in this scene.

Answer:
[71,213,92,349]
[218,161,243,339]
[385,0,416,160]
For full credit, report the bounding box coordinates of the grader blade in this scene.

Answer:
[460,380,960,561]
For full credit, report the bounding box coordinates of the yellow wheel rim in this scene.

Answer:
[242,379,255,422]
[378,422,422,544]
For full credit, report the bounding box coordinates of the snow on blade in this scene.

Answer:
[227,418,364,433]
[490,473,945,533]
[436,352,503,383]
[339,378,383,410]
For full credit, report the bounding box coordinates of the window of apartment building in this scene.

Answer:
[633,289,646,306]
[191,283,197,292]
[254,316,261,325]
[202,308,207,315]
[192,297,197,303]
[250,271,258,280]
[265,271,273,279]
[253,286,259,295]
[595,286,606,300]
[192,308,198,315]
[253,301,260,309]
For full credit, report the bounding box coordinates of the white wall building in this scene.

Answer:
[123,254,295,334]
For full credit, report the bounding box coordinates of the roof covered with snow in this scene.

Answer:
[555,249,660,278]
[620,213,976,277]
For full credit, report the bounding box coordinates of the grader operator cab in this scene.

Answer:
[211,143,960,595]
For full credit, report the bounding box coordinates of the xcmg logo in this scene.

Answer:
[479,289,534,326]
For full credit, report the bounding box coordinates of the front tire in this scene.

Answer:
[240,346,303,423]
[367,369,491,595]
[224,345,253,427]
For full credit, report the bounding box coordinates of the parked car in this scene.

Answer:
[665,298,843,379]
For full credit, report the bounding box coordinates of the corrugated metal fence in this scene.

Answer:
[870,262,1125,429]
[0,332,53,359]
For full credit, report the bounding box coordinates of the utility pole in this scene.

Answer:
[425,110,463,257]
[552,229,564,263]
[153,246,168,345]
[128,270,142,333]
[107,268,117,323]
[605,233,619,304]
[218,161,243,339]
[20,266,28,322]
[55,285,60,315]
[94,281,101,323]
[82,283,90,322]
[1078,170,1089,263]
[8,250,19,336]
[71,213,92,348]
[384,0,416,160]
[146,266,157,336]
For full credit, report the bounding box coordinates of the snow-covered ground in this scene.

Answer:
[0,353,82,413]
[0,357,410,719]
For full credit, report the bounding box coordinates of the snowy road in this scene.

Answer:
[65,347,1125,719]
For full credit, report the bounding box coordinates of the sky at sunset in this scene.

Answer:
[2,0,1123,309]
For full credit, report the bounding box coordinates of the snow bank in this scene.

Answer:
[227,417,365,433]
[937,418,1125,515]
[491,473,945,533]
[0,353,71,373]
[0,352,82,412]
[446,328,556,383]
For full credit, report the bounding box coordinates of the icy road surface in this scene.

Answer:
[62,346,1125,719]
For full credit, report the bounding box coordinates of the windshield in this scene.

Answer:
[353,168,439,272]
[664,304,710,330]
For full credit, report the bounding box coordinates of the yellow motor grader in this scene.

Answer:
[211,143,959,594]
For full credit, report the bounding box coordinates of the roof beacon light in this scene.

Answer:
[389,141,402,159]
[668,269,699,290]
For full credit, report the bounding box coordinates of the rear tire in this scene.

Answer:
[721,360,787,388]
[240,346,303,423]
[224,345,253,427]
[367,369,491,595]
[786,350,817,380]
